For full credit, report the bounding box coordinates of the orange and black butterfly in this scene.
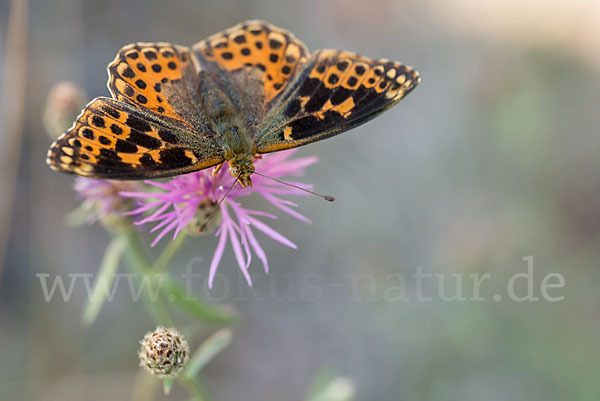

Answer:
[47,20,420,187]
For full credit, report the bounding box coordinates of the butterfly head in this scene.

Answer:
[228,153,255,188]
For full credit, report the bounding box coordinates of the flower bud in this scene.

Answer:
[43,81,87,140]
[138,327,189,377]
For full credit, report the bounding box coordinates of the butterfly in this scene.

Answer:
[47,20,420,188]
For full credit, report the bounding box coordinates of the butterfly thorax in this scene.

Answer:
[218,122,254,187]
[199,75,257,187]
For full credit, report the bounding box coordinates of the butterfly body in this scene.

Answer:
[196,72,257,186]
[47,21,420,184]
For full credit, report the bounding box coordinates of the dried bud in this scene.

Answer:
[139,327,189,377]
[43,81,87,140]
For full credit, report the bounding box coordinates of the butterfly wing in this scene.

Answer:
[254,50,421,153]
[107,42,207,133]
[191,20,310,128]
[48,43,226,179]
[47,97,224,179]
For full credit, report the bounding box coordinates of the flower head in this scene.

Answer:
[122,150,318,287]
[139,327,189,377]
[73,178,141,229]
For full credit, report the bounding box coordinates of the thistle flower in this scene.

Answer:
[138,327,189,377]
[122,149,318,287]
[73,178,141,229]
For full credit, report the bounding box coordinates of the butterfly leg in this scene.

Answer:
[212,162,224,176]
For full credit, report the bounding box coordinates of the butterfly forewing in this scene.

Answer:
[255,50,420,153]
[47,97,224,179]
[108,42,205,133]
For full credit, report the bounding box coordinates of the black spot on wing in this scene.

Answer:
[101,106,121,119]
[288,111,344,140]
[91,116,105,128]
[82,128,94,139]
[96,157,130,169]
[304,86,332,113]
[159,148,193,166]
[128,131,162,149]
[297,77,321,97]
[285,98,302,118]
[158,129,179,144]
[336,61,349,71]
[269,39,283,49]
[122,67,135,78]
[144,50,157,60]
[330,87,352,105]
[233,34,246,44]
[115,139,138,153]
[126,114,151,132]
[140,153,156,167]
[110,124,123,135]
[99,148,120,160]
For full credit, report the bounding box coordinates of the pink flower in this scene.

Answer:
[121,150,318,287]
[73,178,141,224]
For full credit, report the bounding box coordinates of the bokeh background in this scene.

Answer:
[2,0,600,400]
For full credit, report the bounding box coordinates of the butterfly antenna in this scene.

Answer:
[252,172,335,202]
[200,177,239,232]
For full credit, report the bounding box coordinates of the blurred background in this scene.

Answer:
[2,0,600,400]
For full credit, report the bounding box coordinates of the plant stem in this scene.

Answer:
[119,228,214,401]
[179,376,209,401]
[153,232,187,273]
[119,228,173,326]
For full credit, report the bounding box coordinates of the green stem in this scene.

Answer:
[118,228,173,326]
[178,376,208,401]
[118,228,214,401]
[153,233,187,273]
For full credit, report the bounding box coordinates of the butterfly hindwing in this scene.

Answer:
[47,97,224,179]
[255,50,420,153]
[192,20,310,115]
[107,42,205,133]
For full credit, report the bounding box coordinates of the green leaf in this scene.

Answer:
[161,277,238,325]
[184,329,233,379]
[81,236,124,327]
[306,370,356,401]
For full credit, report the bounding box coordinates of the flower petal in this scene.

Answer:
[208,224,229,288]
[246,215,297,249]
[259,191,311,224]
